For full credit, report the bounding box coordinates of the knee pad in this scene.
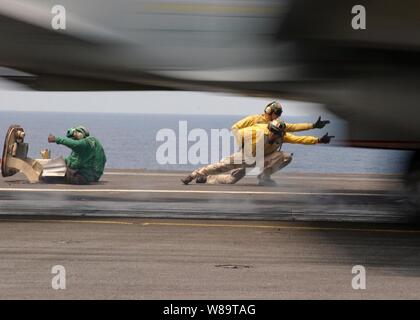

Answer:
[196,175,207,183]
[228,168,246,184]
[232,168,246,179]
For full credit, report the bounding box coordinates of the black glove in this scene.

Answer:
[318,132,335,144]
[313,116,330,129]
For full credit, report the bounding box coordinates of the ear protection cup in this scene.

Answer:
[265,101,282,116]
[66,128,75,138]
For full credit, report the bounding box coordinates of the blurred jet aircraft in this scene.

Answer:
[1,0,419,195]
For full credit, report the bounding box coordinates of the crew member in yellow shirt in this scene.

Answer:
[231,101,330,146]
[181,119,334,186]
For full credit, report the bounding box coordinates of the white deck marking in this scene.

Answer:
[104,171,400,182]
[0,218,133,225]
[0,187,392,197]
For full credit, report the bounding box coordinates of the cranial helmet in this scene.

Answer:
[264,101,283,116]
[268,119,286,136]
[66,125,90,139]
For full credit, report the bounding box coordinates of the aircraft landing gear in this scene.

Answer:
[405,150,420,213]
[1,125,43,183]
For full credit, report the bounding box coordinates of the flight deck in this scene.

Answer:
[0,170,413,223]
[1,170,420,299]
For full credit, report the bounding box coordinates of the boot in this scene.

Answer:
[181,175,194,185]
[257,174,277,186]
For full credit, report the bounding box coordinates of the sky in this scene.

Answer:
[0,78,326,116]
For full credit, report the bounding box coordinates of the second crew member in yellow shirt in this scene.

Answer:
[181,119,334,186]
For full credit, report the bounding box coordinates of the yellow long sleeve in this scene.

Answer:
[237,125,267,157]
[285,122,314,132]
[283,132,319,144]
[231,114,266,130]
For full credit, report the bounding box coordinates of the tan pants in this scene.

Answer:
[192,151,292,184]
[65,168,89,185]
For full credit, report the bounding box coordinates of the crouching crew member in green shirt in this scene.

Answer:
[48,126,106,185]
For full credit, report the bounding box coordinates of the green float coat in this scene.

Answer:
[55,136,106,182]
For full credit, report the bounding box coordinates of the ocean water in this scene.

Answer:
[0,111,411,174]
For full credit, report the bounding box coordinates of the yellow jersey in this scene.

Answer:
[238,124,319,157]
[231,114,314,132]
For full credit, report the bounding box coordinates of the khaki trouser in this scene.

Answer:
[191,151,292,184]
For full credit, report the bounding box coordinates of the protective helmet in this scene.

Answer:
[66,125,90,139]
[268,119,286,136]
[264,101,283,116]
